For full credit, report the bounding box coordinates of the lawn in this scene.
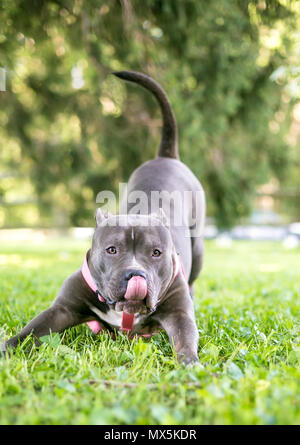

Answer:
[0,238,299,425]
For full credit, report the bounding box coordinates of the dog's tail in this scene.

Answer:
[112,71,179,160]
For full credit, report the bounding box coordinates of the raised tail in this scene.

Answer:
[112,71,179,159]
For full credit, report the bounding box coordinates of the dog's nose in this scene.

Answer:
[124,269,147,281]
[123,269,148,301]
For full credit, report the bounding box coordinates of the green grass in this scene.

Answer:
[0,238,299,425]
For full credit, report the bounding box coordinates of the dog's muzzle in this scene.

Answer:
[124,269,148,301]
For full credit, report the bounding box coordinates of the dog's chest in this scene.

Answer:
[88,304,144,329]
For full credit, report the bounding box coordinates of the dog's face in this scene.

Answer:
[89,210,176,314]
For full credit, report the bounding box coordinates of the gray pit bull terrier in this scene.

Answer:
[2,71,205,364]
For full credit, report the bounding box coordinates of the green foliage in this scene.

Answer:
[0,1,299,228]
[0,239,299,424]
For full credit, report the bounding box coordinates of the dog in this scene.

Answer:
[2,71,205,364]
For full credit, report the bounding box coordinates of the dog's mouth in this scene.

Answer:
[103,276,158,314]
[124,275,147,300]
[115,299,148,314]
[114,275,150,314]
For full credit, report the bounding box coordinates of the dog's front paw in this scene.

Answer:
[177,350,199,366]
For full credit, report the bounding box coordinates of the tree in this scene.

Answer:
[0,0,298,228]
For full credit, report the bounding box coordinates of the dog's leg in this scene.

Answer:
[160,313,199,364]
[158,311,199,364]
[154,279,199,365]
[188,237,204,297]
[3,303,87,353]
[2,271,94,354]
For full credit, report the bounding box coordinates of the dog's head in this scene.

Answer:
[89,209,177,314]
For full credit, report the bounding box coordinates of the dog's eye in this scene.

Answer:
[152,249,161,257]
[106,246,117,254]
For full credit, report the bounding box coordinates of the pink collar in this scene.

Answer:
[81,254,105,302]
[81,252,183,335]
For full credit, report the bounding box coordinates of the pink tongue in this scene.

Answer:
[124,276,147,300]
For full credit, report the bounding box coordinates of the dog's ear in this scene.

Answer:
[152,208,170,228]
[95,208,112,227]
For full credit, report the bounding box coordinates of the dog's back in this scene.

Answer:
[115,71,205,284]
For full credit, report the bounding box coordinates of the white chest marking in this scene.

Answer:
[89,304,141,328]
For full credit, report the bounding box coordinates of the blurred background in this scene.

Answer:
[0,0,299,244]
